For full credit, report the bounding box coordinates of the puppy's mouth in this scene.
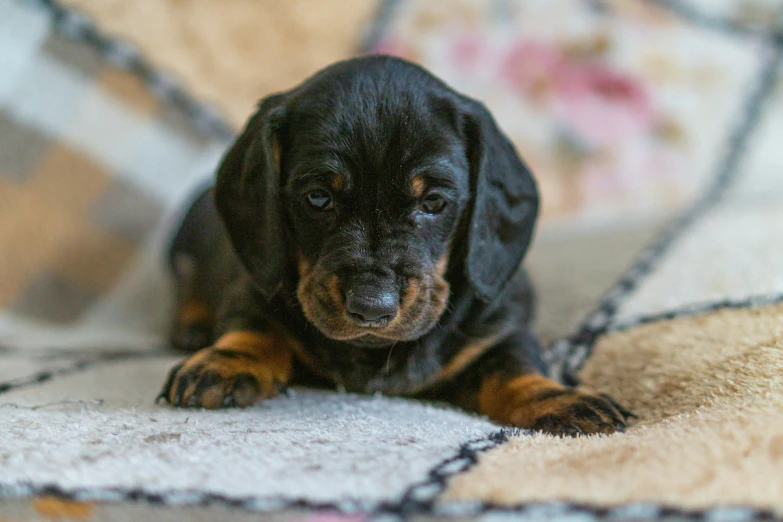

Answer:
[296,267,450,345]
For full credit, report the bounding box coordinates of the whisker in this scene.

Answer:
[385,341,399,375]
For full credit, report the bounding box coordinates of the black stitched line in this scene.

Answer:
[0,352,166,395]
[0,345,173,359]
[0,430,517,516]
[427,502,782,521]
[609,293,783,333]
[386,429,514,516]
[0,360,91,395]
[0,484,377,514]
[546,40,783,386]
[2,482,782,521]
[21,0,235,140]
[358,0,403,54]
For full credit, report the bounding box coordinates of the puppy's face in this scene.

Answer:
[282,90,471,344]
[215,56,539,348]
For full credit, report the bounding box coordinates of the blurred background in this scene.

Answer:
[1,0,780,349]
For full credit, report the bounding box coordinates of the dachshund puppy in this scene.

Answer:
[159,55,633,436]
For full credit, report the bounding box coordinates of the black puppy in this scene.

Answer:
[159,55,633,436]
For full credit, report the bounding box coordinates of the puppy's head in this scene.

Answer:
[215,56,538,346]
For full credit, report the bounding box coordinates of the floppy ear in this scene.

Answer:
[463,100,539,302]
[214,93,289,299]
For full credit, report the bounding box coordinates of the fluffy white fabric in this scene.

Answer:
[0,358,496,503]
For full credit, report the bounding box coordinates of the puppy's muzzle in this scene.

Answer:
[345,283,399,328]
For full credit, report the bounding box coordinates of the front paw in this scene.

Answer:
[481,375,635,437]
[158,344,289,409]
[523,390,635,437]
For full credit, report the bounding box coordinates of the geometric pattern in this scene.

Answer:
[2,0,783,521]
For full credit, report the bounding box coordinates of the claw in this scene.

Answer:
[173,377,188,406]
[600,393,637,419]
[605,409,628,428]
[157,363,182,406]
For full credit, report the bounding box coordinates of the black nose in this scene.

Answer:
[345,286,399,326]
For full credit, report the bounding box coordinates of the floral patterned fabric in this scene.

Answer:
[373,0,766,228]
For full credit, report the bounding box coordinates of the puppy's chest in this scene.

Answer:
[304,340,416,394]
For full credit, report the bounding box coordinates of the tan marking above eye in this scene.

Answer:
[330,174,345,192]
[411,175,427,198]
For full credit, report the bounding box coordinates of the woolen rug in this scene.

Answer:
[2,1,782,521]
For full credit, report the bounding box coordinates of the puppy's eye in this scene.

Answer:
[305,189,334,211]
[420,193,446,214]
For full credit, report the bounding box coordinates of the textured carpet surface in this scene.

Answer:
[1,357,496,503]
[2,1,783,521]
[445,304,783,512]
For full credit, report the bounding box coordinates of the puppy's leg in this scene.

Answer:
[168,188,240,353]
[160,280,296,409]
[449,333,634,436]
[159,329,294,409]
[170,253,214,353]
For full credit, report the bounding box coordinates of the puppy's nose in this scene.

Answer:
[345,286,398,327]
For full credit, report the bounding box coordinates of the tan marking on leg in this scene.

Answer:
[477,373,630,435]
[178,301,211,324]
[478,374,564,427]
[167,328,297,408]
[436,336,499,383]
[213,330,294,382]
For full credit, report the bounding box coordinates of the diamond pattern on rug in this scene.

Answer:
[90,179,163,243]
[0,0,227,344]
[12,272,98,323]
[0,113,52,182]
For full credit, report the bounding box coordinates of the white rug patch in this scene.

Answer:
[1,355,64,383]
[614,81,783,324]
[614,201,783,322]
[735,75,783,203]
[0,357,497,503]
